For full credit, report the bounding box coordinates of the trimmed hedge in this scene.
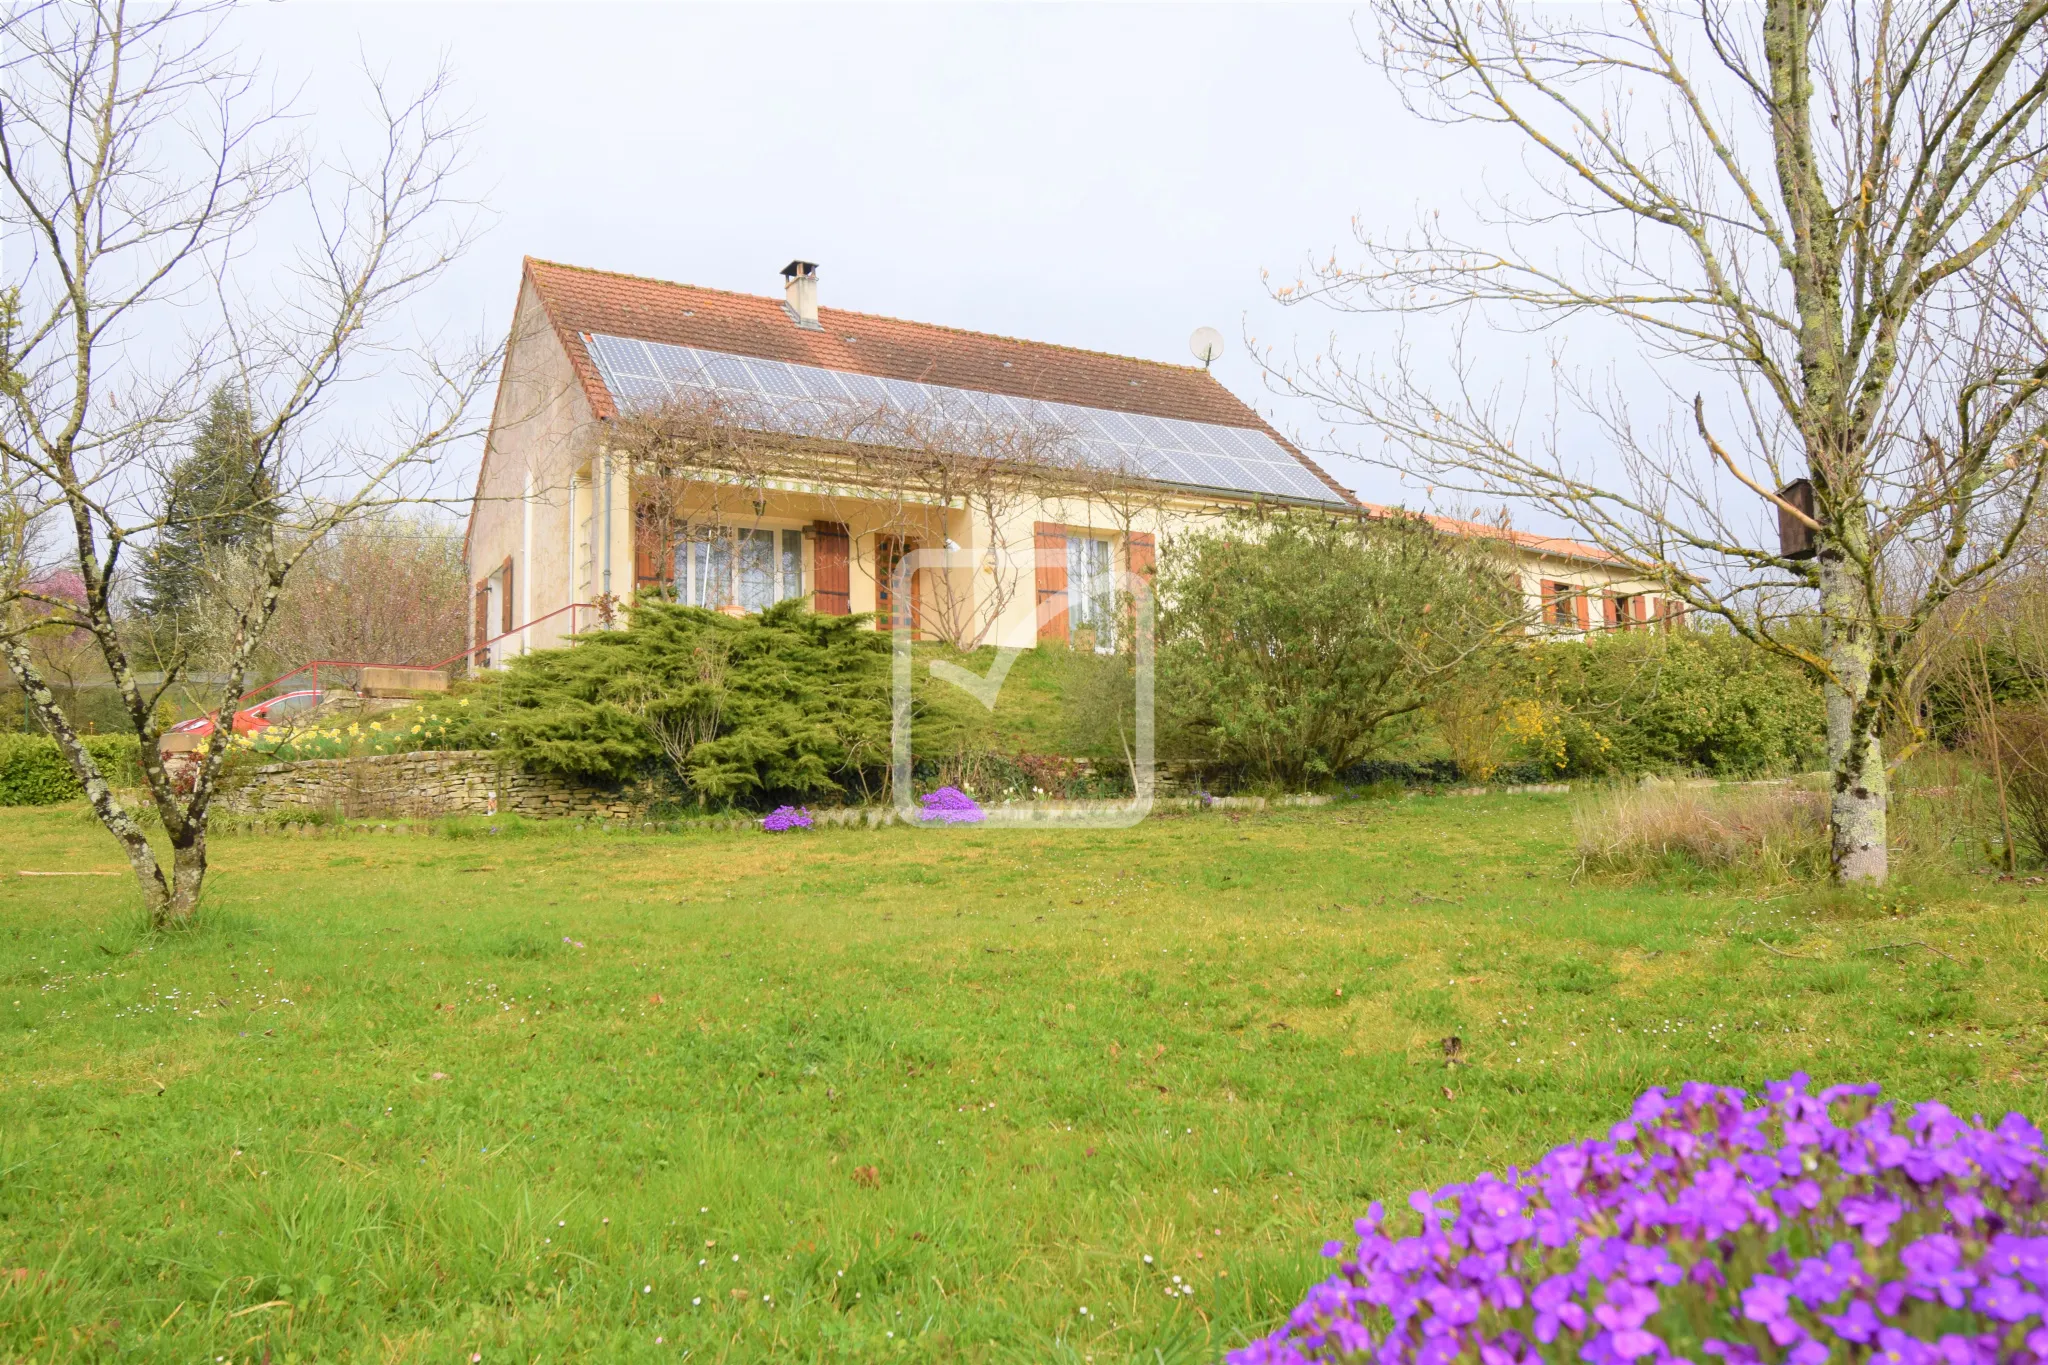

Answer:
[0,733,143,806]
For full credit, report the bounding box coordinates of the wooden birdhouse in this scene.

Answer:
[1778,478,1816,560]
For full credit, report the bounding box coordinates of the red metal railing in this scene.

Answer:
[443,601,604,676]
[225,601,602,708]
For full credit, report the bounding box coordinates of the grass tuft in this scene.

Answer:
[1574,781,1828,882]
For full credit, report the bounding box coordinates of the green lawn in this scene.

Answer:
[0,794,2042,1363]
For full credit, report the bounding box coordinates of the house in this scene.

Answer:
[463,258,1671,663]
[1408,511,1686,635]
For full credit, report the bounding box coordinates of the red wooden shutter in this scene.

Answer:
[813,521,850,615]
[500,557,515,634]
[634,510,663,591]
[1603,593,1621,630]
[1573,588,1591,631]
[1127,532,1156,579]
[1034,522,1068,644]
[1660,598,1687,632]
[1125,532,1155,636]
[1539,580,1559,625]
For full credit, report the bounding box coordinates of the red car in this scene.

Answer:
[169,689,325,738]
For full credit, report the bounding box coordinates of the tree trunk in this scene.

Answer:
[165,828,208,925]
[1819,552,1888,883]
[0,635,192,922]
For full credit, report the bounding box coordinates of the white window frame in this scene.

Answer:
[1066,533,1116,651]
[674,526,806,612]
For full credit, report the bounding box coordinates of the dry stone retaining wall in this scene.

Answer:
[220,750,642,821]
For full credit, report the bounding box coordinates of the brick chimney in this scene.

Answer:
[781,260,821,330]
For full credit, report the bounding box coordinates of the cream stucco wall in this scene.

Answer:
[467,279,618,661]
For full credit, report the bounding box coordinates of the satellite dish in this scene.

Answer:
[1189,326,1225,369]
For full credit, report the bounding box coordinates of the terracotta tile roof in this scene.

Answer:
[1360,503,1626,568]
[521,257,1356,505]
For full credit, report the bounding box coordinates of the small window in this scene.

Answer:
[781,529,803,601]
[1547,583,1579,628]
[1067,534,1116,649]
[737,528,775,612]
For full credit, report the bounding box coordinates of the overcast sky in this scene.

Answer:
[228,2,1525,515]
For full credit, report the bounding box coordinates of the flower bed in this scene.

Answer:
[1234,1076,2048,1365]
[231,702,462,762]
[762,805,813,832]
[917,786,985,825]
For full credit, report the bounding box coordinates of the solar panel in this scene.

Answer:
[704,354,754,392]
[1161,451,1234,491]
[794,367,847,401]
[646,347,688,384]
[748,359,807,399]
[837,371,889,405]
[1208,425,1267,462]
[582,333,1343,505]
[1090,409,1147,445]
[881,377,928,412]
[1081,438,1128,469]
[1165,417,1229,459]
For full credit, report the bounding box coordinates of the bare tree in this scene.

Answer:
[1266,1,2048,883]
[193,510,473,673]
[0,2,497,925]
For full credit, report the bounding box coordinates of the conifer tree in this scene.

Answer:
[138,384,277,638]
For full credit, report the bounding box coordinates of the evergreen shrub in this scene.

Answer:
[431,599,905,806]
[0,733,142,806]
[1506,631,1824,778]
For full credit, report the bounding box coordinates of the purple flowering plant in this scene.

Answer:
[917,786,985,825]
[761,805,812,832]
[1232,1076,2048,1365]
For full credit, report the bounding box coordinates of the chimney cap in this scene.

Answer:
[781,260,819,280]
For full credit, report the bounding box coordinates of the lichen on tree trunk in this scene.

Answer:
[167,835,207,924]
[1819,551,1888,883]
[0,635,191,924]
